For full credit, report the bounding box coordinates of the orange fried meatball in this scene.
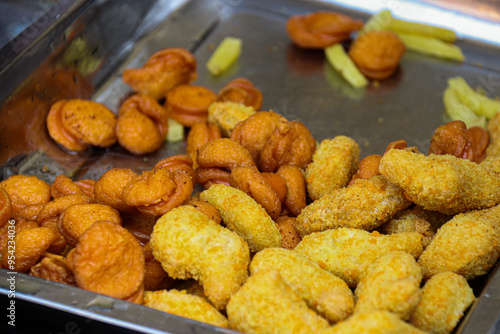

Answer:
[122,211,157,245]
[0,188,12,228]
[218,77,263,111]
[260,121,316,172]
[276,165,307,216]
[122,48,197,100]
[186,122,222,168]
[30,253,76,286]
[286,11,363,49]
[197,138,256,170]
[185,197,222,224]
[349,30,406,80]
[51,174,85,198]
[46,99,117,152]
[116,94,168,155]
[68,221,145,300]
[230,166,282,220]
[166,84,218,127]
[58,203,122,246]
[154,154,195,180]
[94,168,138,212]
[275,216,302,250]
[194,167,231,189]
[2,226,59,272]
[122,168,193,216]
[0,175,51,213]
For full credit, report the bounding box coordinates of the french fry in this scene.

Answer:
[448,76,500,119]
[360,9,392,34]
[388,18,457,42]
[206,37,242,76]
[397,33,464,62]
[325,44,368,88]
[166,118,184,142]
[443,86,487,129]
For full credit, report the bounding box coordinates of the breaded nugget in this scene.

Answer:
[319,310,426,334]
[379,149,500,215]
[296,175,411,237]
[354,251,422,320]
[305,136,360,201]
[207,101,255,137]
[150,206,249,309]
[410,272,475,334]
[417,204,500,280]
[377,208,437,248]
[143,289,229,328]
[250,248,354,323]
[226,270,330,334]
[199,184,281,252]
[294,228,423,288]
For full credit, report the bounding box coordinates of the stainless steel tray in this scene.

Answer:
[1,0,499,333]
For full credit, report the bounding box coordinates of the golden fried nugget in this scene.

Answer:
[200,184,281,252]
[123,168,193,216]
[122,48,197,100]
[294,228,423,288]
[69,221,145,300]
[50,174,85,198]
[207,101,255,137]
[30,253,76,286]
[418,204,500,280]
[251,248,354,323]
[354,251,422,320]
[227,270,330,334]
[144,289,229,328]
[349,30,406,80]
[2,227,58,272]
[230,166,282,220]
[94,168,138,212]
[275,216,301,249]
[296,175,411,236]
[305,136,360,201]
[0,175,51,213]
[378,208,436,248]
[319,310,426,334]
[150,206,249,309]
[0,188,12,228]
[58,203,121,246]
[410,272,475,334]
[379,149,500,215]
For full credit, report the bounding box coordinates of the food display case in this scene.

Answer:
[0,0,499,333]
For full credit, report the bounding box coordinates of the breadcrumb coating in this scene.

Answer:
[410,272,475,334]
[143,289,229,328]
[226,270,330,334]
[200,184,281,252]
[294,228,423,288]
[250,248,354,323]
[305,136,360,201]
[417,204,500,280]
[379,149,500,215]
[150,206,249,309]
[296,175,411,237]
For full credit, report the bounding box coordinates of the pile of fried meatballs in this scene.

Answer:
[1,10,500,334]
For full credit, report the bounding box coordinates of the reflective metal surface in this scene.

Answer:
[0,0,499,333]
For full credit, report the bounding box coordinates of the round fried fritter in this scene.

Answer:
[0,175,51,213]
[197,138,256,170]
[94,168,138,212]
[217,77,263,111]
[51,174,85,199]
[0,188,12,228]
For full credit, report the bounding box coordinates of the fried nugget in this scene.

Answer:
[305,136,360,201]
[150,206,249,309]
[417,204,500,280]
[250,248,354,323]
[0,175,51,213]
[199,184,281,252]
[410,272,475,334]
[379,149,500,215]
[294,228,423,288]
[354,251,422,320]
[207,101,255,137]
[319,310,426,334]
[296,175,411,237]
[226,270,330,334]
[143,289,229,328]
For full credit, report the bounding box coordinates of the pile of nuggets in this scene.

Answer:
[3,44,500,334]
